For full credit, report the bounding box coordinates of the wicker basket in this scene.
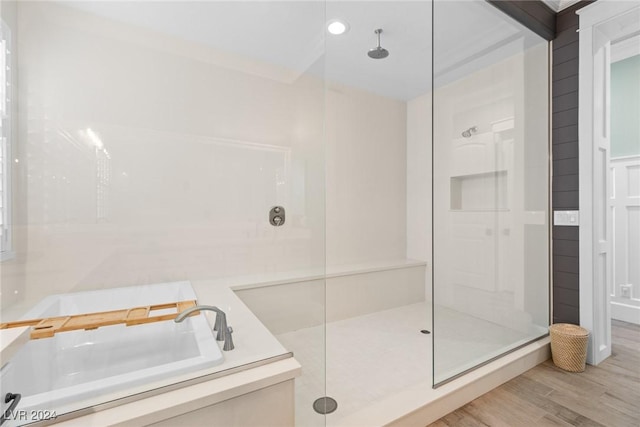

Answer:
[549,323,589,372]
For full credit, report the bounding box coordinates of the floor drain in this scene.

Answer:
[420,329,431,334]
[313,396,338,414]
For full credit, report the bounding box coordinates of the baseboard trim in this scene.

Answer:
[611,301,640,325]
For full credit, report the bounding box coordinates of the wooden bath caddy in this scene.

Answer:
[0,300,197,340]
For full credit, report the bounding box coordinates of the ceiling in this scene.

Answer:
[62,1,546,101]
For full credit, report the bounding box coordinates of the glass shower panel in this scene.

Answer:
[322,0,432,422]
[0,1,326,424]
[432,0,550,385]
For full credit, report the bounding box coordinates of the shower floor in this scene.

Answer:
[276,302,544,426]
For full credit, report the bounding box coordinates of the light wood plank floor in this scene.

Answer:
[429,320,640,427]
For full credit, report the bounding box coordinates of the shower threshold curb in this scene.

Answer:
[329,337,551,427]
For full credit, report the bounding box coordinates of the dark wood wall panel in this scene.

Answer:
[554,92,579,112]
[552,191,579,209]
[553,239,579,256]
[562,176,580,192]
[486,0,556,40]
[553,109,579,126]
[551,0,595,324]
[553,124,578,144]
[553,75,578,96]
[553,158,578,175]
[553,225,579,241]
[553,142,578,159]
[554,58,579,79]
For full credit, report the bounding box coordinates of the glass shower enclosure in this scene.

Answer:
[0,0,550,425]
[432,0,550,385]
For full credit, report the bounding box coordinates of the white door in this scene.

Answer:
[610,156,640,324]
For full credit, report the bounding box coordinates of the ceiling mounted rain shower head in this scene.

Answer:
[368,29,389,59]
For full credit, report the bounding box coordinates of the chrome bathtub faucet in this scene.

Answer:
[175,305,234,351]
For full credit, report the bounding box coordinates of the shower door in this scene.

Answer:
[432,0,550,386]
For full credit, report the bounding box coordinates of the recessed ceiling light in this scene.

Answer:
[327,20,349,35]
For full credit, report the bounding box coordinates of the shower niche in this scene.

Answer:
[450,171,508,211]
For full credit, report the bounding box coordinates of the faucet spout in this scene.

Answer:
[175,305,228,343]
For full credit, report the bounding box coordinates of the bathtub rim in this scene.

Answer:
[25,352,296,427]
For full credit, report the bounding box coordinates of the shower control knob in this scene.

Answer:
[269,206,285,226]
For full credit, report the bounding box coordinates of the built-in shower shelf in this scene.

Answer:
[450,170,508,211]
[0,300,197,339]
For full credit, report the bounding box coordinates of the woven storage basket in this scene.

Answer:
[549,323,589,372]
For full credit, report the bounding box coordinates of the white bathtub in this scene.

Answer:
[0,281,223,424]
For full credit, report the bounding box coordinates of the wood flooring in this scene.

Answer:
[429,320,640,427]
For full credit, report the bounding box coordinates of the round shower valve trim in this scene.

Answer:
[269,206,285,226]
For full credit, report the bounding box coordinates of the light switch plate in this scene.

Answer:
[554,210,580,226]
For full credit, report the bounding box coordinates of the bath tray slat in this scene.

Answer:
[0,300,197,339]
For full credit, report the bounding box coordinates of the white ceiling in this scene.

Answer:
[62,1,546,101]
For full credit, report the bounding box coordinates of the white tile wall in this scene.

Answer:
[2,2,412,325]
[406,92,433,299]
